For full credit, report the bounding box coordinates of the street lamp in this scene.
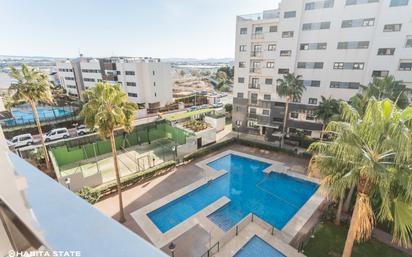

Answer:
[236,124,240,140]
[65,177,71,190]
[168,242,176,257]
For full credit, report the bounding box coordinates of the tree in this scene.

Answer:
[8,64,54,171]
[224,103,233,113]
[314,96,340,127]
[350,76,409,114]
[80,82,138,222]
[276,73,305,147]
[309,99,412,257]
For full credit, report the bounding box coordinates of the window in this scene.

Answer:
[390,0,409,6]
[300,43,327,50]
[301,80,321,87]
[67,85,76,89]
[59,68,73,72]
[372,70,389,77]
[399,61,412,71]
[290,112,299,119]
[239,45,246,52]
[282,31,294,38]
[154,92,157,97]
[333,62,364,70]
[255,27,263,34]
[237,92,244,98]
[280,50,292,56]
[284,11,296,18]
[377,48,395,55]
[269,26,278,32]
[346,0,379,5]
[337,41,369,49]
[240,28,247,34]
[153,82,156,86]
[235,120,242,126]
[262,109,270,115]
[297,62,324,69]
[405,37,412,48]
[278,69,289,74]
[125,71,135,75]
[264,94,271,100]
[83,78,95,82]
[266,62,275,68]
[239,62,246,68]
[305,0,334,10]
[250,93,258,104]
[65,77,75,80]
[81,69,100,73]
[341,18,375,28]
[265,78,273,85]
[383,24,402,32]
[126,82,136,87]
[128,93,138,97]
[302,22,331,30]
[330,81,360,89]
[308,98,318,105]
[268,44,276,51]
[238,77,245,83]
[153,70,155,75]
[306,113,316,121]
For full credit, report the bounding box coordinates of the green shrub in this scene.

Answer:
[77,186,101,204]
[183,138,235,161]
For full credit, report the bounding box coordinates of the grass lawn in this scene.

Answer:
[303,222,410,257]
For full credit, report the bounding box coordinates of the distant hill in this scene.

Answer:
[162,58,233,64]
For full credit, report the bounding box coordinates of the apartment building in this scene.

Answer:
[56,56,173,112]
[233,0,412,139]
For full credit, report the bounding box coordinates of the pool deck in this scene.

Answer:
[129,150,324,250]
[94,143,315,257]
[215,222,306,257]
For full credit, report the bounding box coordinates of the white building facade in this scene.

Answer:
[56,57,173,112]
[233,0,412,139]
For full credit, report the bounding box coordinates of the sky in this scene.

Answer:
[0,0,280,59]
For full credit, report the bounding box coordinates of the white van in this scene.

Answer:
[44,128,70,142]
[10,134,33,148]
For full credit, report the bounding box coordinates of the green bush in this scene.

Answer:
[183,138,235,161]
[77,186,101,204]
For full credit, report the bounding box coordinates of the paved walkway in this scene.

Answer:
[94,143,310,256]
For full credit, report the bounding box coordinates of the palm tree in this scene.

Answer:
[350,76,409,114]
[276,73,305,147]
[314,96,340,128]
[80,82,138,222]
[8,64,54,171]
[309,99,412,257]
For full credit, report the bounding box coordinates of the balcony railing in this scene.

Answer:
[250,51,263,58]
[238,10,280,21]
[248,83,260,89]
[249,68,262,73]
[251,33,264,40]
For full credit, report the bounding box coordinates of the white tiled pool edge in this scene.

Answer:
[131,150,325,249]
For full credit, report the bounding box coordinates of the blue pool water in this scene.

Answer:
[148,154,318,233]
[2,106,74,126]
[234,236,286,257]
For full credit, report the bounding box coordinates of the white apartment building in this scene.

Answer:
[233,0,412,139]
[56,56,173,112]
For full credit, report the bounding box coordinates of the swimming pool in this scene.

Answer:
[234,236,285,257]
[1,106,74,126]
[148,154,318,233]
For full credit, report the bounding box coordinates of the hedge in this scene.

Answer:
[183,137,312,162]
[77,160,176,204]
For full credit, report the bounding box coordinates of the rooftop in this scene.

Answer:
[237,9,280,21]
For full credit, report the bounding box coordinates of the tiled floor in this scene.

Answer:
[94,143,310,256]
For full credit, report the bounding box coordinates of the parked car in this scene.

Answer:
[10,134,33,148]
[200,104,209,109]
[212,102,224,108]
[44,128,70,142]
[187,106,199,112]
[76,125,93,136]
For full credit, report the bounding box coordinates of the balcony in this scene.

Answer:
[248,113,258,120]
[248,83,260,89]
[249,67,262,74]
[250,51,263,58]
[251,33,264,40]
[257,115,283,128]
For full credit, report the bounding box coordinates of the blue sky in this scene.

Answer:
[0,0,279,59]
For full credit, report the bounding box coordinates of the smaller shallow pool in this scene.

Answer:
[1,106,74,126]
[234,236,285,257]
